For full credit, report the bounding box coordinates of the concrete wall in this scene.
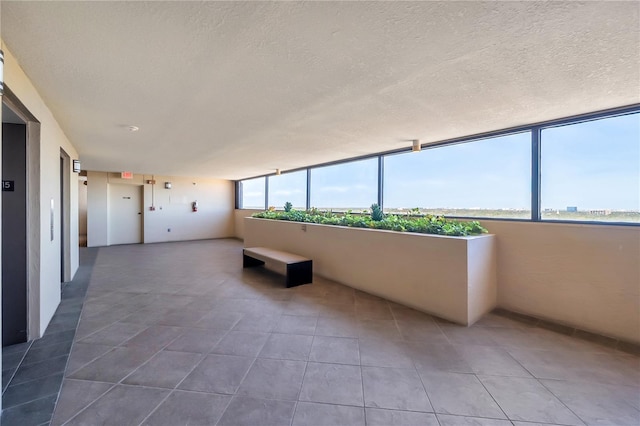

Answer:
[488,220,640,344]
[88,172,234,246]
[235,210,640,343]
[234,208,261,240]
[244,217,497,325]
[3,45,80,335]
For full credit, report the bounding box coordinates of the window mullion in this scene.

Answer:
[531,127,541,221]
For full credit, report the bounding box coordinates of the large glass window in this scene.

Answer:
[310,158,378,211]
[268,170,307,210]
[384,132,531,218]
[239,176,266,209]
[541,113,640,223]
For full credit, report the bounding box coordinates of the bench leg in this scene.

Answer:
[243,252,265,268]
[286,260,313,288]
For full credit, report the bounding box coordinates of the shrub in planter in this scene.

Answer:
[252,202,488,236]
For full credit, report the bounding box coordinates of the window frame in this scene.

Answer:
[235,104,639,227]
[267,169,308,211]
[308,156,380,211]
[237,176,267,210]
[537,112,640,225]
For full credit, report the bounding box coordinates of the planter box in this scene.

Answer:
[244,217,497,326]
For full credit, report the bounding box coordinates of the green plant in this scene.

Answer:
[370,203,384,221]
[284,201,293,212]
[252,205,488,236]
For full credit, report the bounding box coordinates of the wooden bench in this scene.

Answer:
[243,247,312,288]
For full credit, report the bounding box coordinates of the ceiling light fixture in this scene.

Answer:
[412,139,421,152]
[128,125,139,132]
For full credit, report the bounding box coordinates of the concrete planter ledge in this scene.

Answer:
[244,217,497,326]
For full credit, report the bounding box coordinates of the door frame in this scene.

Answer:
[107,183,144,246]
[60,149,71,283]
[3,86,41,340]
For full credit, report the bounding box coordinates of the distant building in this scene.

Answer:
[567,206,578,212]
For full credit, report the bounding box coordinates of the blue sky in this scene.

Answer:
[541,113,639,211]
[242,112,639,212]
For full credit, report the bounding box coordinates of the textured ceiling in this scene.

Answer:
[2,1,639,180]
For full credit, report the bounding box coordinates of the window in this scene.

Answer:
[268,170,307,210]
[383,132,531,218]
[236,107,639,225]
[310,158,378,211]
[239,177,265,209]
[541,113,640,223]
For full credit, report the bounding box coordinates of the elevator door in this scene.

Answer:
[2,123,28,346]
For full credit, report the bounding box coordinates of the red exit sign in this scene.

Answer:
[121,171,134,179]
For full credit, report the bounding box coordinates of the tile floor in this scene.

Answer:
[3,238,639,425]
[1,247,98,425]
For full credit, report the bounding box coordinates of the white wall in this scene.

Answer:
[489,220,640,343]
[88,172,234,246]
[3,45,80,335]
[245,217,497,325]
[235,210,640,343]
[234,208,261,240]
[78,177,87,238]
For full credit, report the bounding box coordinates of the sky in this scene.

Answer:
[241,112,640,212]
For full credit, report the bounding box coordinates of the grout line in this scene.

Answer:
[50,250,104,426]
[136,388,175,426]
[5,354,69,387]
[493,308,639,356]
[59,383,117,426]
[489,348,588,426]
[357,332,366,411]
[30,241,636,426]
[2,341,34,394]
[412,352,439,423]
[213,390,235,426]
[536,378,588,426]
[474,373,511,422]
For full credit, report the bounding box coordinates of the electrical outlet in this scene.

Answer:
[149,206,156,211]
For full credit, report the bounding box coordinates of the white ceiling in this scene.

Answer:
[2,1,639,180]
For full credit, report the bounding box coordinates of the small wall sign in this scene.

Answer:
[2,180,15,191]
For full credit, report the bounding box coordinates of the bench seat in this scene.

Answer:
[243,247,312,288]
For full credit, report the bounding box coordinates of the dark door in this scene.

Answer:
[2,123,28,346]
